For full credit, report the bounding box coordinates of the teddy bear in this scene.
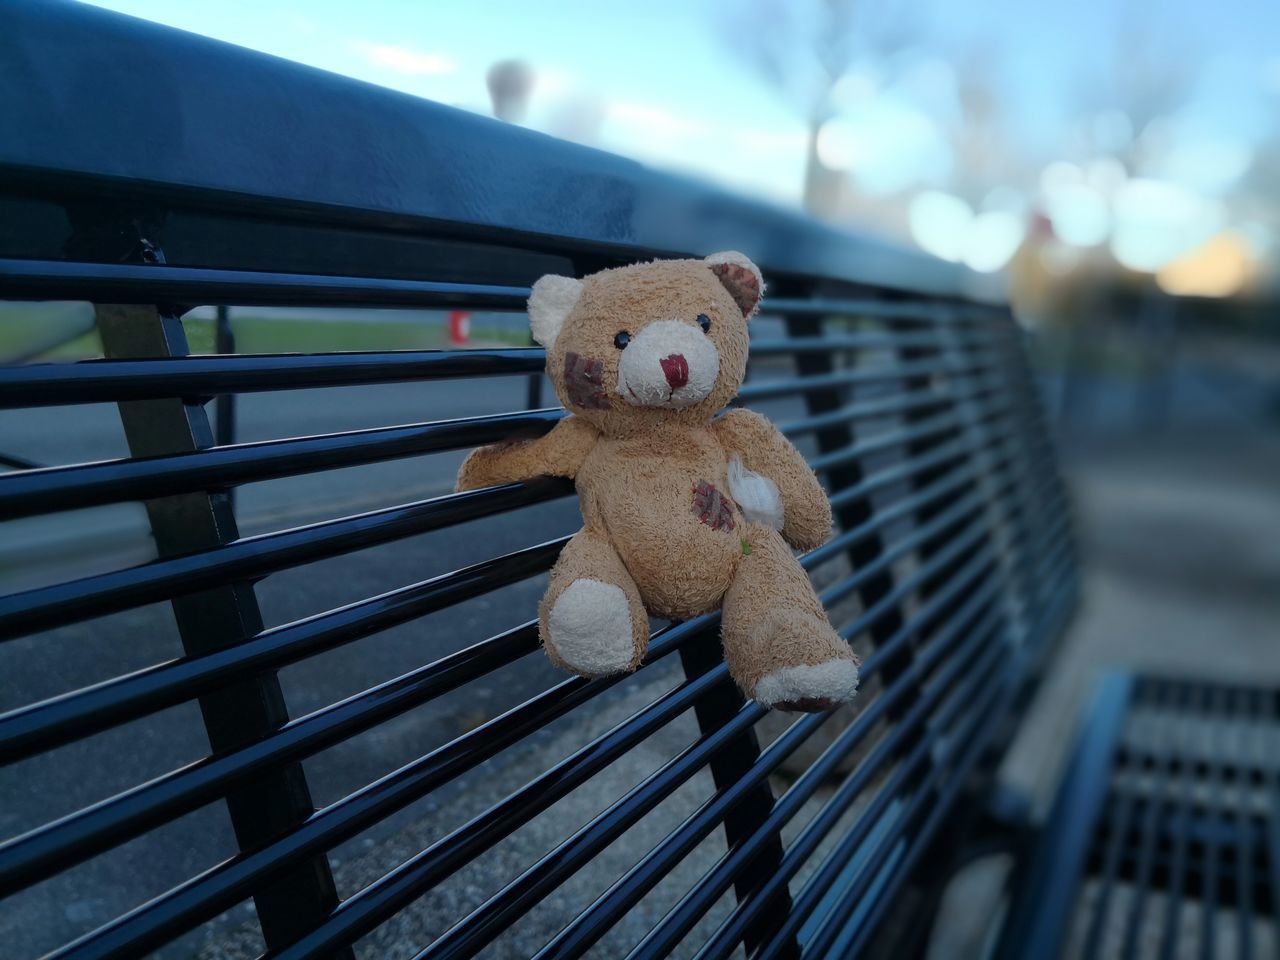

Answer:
[456,252,860,712]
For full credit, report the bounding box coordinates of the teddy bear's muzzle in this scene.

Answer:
[616,319,719,409]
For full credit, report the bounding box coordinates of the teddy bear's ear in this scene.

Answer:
[705,251,764,317]
[528,274,584,347]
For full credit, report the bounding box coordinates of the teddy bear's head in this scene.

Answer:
[527,252,763,435]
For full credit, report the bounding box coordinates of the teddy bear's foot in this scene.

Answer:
[546,578,640,678]
[725,606,860,713]
[755,659,860,713]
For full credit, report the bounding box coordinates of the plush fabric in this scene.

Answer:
[457,252,859,712]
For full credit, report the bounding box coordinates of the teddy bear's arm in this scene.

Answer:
[713,408,833,550]
[456,416,599,492]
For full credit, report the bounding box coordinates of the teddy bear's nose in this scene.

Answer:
[660,353,689,389]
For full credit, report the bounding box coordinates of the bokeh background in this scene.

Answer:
[2,1,1277,957]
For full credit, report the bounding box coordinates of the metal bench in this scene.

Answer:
[2,3,1079,958]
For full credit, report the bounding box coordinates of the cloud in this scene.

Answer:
[353,40,456,76]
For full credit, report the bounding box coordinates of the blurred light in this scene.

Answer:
[1159,141,1253,194]
[1111,178,1224,272]
[830,68,880,107]
[1085,158,1127,195]
[1156,231,1252,297]
[1040,160,1083,196]
[964,211,1026,272]
[815,118,859,171]
[1039,240,1082,277]
[353,41,456,76]
[908,191,973,262]
[1045,183,1110,247]
[982,185,1028,216]
[1238,222,1274,258]
[1091,110,1133,153]
[817,97,951,194]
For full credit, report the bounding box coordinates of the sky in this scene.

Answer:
[78,0,1280,289]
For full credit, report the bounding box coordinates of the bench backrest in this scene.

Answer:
[0,4,1078,958]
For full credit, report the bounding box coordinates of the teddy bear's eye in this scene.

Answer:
[697,313,711,333]
[613,331,631,349]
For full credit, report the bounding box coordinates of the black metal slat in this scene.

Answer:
[0,419,1032,769]
[0,347,547,408]
[40,452,1071,960]
[797,580,1079,960]
[1160,685,1205,960]
[38,617,706,960]
[0,540,564,765]
[0,347,1027,640]
[0,443,1046,904]
[434,587,1006,960]
[1118,681,1174,960]
[0,479,572,640]
[90,304,349,955]
[0,339,1008,521]
[1201,687,1229,960]
[0,408,566,519]
[527,506,1074,960]
[0,395,1050,768]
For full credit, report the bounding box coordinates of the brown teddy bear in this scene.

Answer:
[456,252,860,712]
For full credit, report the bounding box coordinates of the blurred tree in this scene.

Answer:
[725,0,917,215]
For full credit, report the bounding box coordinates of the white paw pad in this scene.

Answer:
[727,454,784,530]
[547,579,637,677]
[754,659,860,708]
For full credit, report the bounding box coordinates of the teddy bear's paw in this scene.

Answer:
[754,659,860,713]
[546,578,639,678]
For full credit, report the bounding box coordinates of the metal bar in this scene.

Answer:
[0,477,572,639]
[1119,681,1174,960]
[413,699,768,960]
[0,429,1038,767]
[38,620,705,960]
[0,409,565,518]
[676,635,795,959]
[0,347,546,408]
[2,466,1042,904]
[994,672,1135,960]
[752,579,1077,960]
[532,526,1074,960]
[799,573,1079,960]
[92,303,348,957]
[0,540,565,765]
[527,715,826,960]
[1158,685,1199,960]
[746,326,1008,356]
[1235,688,1257,960]
[0,538,566,895]
[0,404,1035,652]
[635,574,1013,960]
[1201,686,1229,960]
[735,350,1000,403]
[761,296,1002,322]
[271,667,738,960]
[214,304,237,508]
[0,257,532,309]
[777,373,1000,438]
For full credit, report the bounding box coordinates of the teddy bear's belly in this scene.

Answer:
[586,464,745,620]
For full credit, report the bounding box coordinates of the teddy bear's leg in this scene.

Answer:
[721,523,860,712]
[539,529,649,678]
